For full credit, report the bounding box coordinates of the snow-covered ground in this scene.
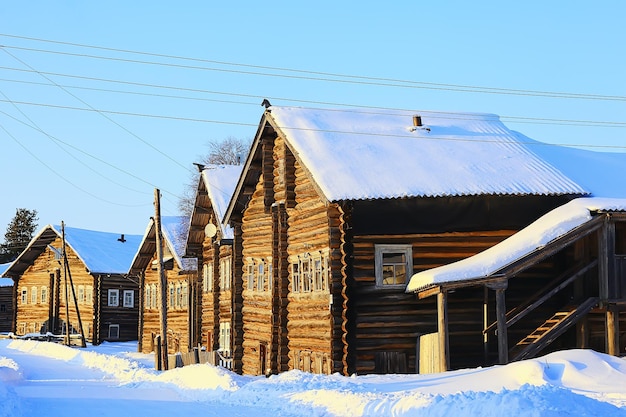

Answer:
[1,339,626,416]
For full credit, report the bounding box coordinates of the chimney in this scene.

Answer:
[412,115,422,127]
[118,234,126,243]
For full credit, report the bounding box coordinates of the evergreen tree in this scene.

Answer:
[0,208,39,263]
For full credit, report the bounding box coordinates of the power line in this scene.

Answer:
[1,73,626,130]
[1,48,192,173]
[1,38,625,102]
[2,97,625,151]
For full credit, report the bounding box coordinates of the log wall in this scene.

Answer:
[0,284,14,333]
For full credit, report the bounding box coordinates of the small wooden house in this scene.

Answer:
[1,225,142,343]
[131,216,198,354]
[185,164,243,370]
[0,266,14,333]
[224,106,591,376]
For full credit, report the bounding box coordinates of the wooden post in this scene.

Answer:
[62,223,71,346]
[483,286,489,363]
[437,290,449,372]
[495,285,509,364]
[155,335,162,370]
[606,304,620,356]
[137,271,145,353]
[154,189,169,370]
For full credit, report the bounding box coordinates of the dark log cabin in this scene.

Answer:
[224,106,589,375]
[0,273,14,333]
[2,224,142,343]
[185,164,242,371]
[130,216,198,354]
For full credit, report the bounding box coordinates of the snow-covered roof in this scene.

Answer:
[2,225,143,277]
[55,225,143,275]
[267,107,588,201]
[161,216,197,271]
[406,139,626,293]
[406,197,626,293]
[201,164,243,240]
[131,215,197,274]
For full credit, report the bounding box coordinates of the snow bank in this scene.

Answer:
[3,340,626,416]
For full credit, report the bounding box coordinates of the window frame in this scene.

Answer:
[108,324,120,339]
[108,289,119,307]
[123,290,134,308]
[374,244,413,289]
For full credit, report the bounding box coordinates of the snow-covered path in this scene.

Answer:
[0,340,298,417]
[2,339,626,417]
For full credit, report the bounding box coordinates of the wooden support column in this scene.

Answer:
[488,280,509,364]
[483,286,489,363]
[606,304,620,356]
[437,290,450,372]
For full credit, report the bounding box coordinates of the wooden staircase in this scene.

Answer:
[510,297,599,362]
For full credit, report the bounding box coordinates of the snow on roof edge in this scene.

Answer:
[406,197,626,293]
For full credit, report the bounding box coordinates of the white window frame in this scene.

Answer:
[145,286,151,310]
[86,286,93,304]
[40,286,48,304]
[219,322,231,355]
[182,282,188,308]
[291,262,300,293]
[108,289,119,307]
[257,262,265,292]
[21,288,28,304]
[31,286,38,304]
[108,324,120,339]
[78,285,85,304]
[151,284,157,309]
[374,244,413,288]
[220,257,232,290]
[123,290,134,308]
[246,262,254,291]
[301,258,311,293]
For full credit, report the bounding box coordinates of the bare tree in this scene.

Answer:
[178,137,250,218]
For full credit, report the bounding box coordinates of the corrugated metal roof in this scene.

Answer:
[268,107,588,202]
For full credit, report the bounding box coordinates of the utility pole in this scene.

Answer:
[154,189,169,370]
[62,223,87,347]
[62,222,71,346]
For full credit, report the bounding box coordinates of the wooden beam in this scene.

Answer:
[606,304,620,356]
[437,290,449,372]
[495,286,508,364]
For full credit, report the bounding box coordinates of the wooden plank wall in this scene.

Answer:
[98,274,138,342]
[285,158,333,373]
[140,254,190,353]
[350,230,516,374]
[241,176,274,375]
[0,285,14,333]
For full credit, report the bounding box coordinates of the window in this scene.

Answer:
[219,322,231,355]
[151,285,157,309]
[292,262,300,293]
[268,262,273,293]
[247,263,254,291]
[108,324,120,339]
[375,244,413,288]
[123,290,134,308]
[203,263,214,292]
[257,262,265,291]
[181,282,188,308]
[0,304,6,312]
[40,286,48,304]
[86,286,93,304]
[301,259,311,293]
[78,286,85,304]
[169,284,175,308]
[313,258,325,291]
[176,282,183,308]
[31,286,37,304]
[21,288,27,305]
[220,257,232,290]
[108,289,119,307]
[145,286,151,309]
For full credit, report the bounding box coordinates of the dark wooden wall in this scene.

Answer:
[0,284,14,333]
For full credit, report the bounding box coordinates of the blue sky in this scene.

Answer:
[0,1,624,235]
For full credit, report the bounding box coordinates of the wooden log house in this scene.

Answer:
[185,164,242,371]
[0,270,14,333]
[130,216,198,354]
[1,225,142,343]
[223,106,591,376]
